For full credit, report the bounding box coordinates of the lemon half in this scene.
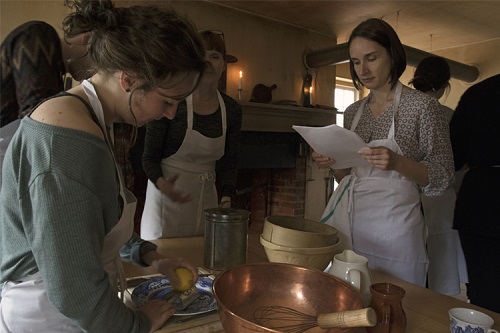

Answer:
[172,267,194,292]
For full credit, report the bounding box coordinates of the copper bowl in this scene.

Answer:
[212,263,364,333]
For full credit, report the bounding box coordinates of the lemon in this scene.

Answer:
[172,267,194,292]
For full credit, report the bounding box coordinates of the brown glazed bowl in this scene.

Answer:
[212,262,364,333]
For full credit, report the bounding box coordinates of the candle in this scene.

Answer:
[309,86,313,105]
[239,71,243,90]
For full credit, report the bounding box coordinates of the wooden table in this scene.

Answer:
[124,228,500,332]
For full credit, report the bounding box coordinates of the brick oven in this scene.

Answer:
[234,132,306,231]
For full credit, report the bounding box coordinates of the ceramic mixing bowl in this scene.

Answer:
[260,234,342,271]
[262,215,338,248]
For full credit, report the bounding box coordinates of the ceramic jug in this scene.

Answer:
[367,283,407,333]
[328,249,372,307]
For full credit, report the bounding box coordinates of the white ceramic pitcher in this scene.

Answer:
[328,249,372,307]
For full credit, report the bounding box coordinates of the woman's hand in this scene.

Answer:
[312,151,336,168]
[312,151,350,181]
[359,146,429,186]
[156,175,192,203]
[358,146,399,170]
[219,196,232,208]
[143,254,199,290]
[138,299,175,333]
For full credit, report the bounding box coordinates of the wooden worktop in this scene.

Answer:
[123,228,500,332]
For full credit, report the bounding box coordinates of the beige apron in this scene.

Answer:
[141,91,226,239]
[322,82,428,286]
[0,80,136,333]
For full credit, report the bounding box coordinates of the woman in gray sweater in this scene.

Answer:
[0,0,206,332]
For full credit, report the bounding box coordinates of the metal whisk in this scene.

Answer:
[253,305,376,333]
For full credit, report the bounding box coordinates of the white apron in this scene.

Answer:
[320,174,353,250]
[322,82,428,286]
[421,176,468,295]
[0,80,136,332]
[82,80,137,296]
[141,91,226,239]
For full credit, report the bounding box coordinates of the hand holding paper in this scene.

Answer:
[293,124,370,169]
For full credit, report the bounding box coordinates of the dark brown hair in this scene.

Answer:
[62,0,206,92]
[409,56,450,92]
[348,18,406,90]
[199,30,227,62]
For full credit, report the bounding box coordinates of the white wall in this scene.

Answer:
[160,1,338,107]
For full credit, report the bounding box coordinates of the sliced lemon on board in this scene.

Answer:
[172,267,194,292]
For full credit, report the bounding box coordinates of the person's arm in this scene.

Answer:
[141,250,199,288]
[142,113,192,203]
[311,151,351,182]
[373,95,453,194]
[358,96,453,193]
[121,233,199,288]
[216,96,242,206]
[29,173,150,333]
[142,118,169,185]
[359,146,430,186]
[11,22,65,117]
[418,97,455,195]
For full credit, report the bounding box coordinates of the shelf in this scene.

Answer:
[240,102,336,132]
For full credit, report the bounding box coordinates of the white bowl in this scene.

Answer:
[260,234,342,270]
[262,216,338,248]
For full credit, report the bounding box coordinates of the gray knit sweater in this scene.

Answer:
[0,116,151,332]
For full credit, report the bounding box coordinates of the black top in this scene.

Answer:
[450,74,500,237]
[0,21,65,127]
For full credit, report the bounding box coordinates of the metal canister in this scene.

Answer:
[204,208,250,271]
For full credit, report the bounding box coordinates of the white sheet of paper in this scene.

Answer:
[293,124,369,169]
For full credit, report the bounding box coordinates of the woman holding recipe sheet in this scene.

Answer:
[312,18,454,286]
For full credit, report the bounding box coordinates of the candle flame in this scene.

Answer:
[309,86,313,93]
[239,71,243,78]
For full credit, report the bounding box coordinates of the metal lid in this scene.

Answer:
[204,208,250,222]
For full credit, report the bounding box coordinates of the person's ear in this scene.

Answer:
[81,32,91,45]
[120,72,136,93]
